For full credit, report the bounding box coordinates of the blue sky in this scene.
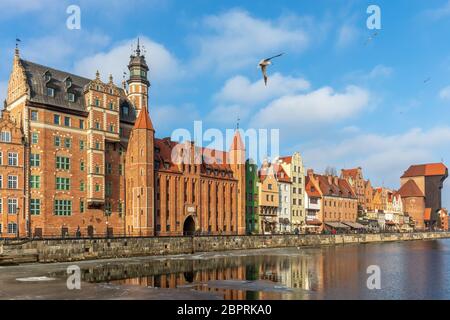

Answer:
[0,0,449,205]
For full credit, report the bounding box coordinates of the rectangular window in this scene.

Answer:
[53,114,60,125]
[7,222,17,234]
[47,87,55,97]
[0,198,2,214]
[0,131,11,142]
[95,99,100,107]
[80,161,85,172]
[105,202,112,216]
[54,136,61,147]
[95,184,100,192]
[64,116,71,127]
[30,175,41,189]
[54,200,72,216]
[64,138,71,148]
[119,164,123,176]
[30,110,38,121]
[30,153,40,167]
[56,156,70,170]
[118,202,123,216]
[8,198,17,214]
[8,176,18,189]
[105,182,112,196]
[8,152,18,166]
[106,163,112,175]
[79,120,85,129]
[79,140,85,150]
[31,132,39,144]
[0,152,2,165]
[67,93,75,102]
[30,199,41,215]
[80,181,85,191]
[80,199,85,213]
[56,177,70,191]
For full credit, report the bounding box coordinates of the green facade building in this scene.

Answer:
[246,159,259,234]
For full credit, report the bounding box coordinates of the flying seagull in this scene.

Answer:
[258,53,284,86]
[364,32,378,46]
[423,77,431,84]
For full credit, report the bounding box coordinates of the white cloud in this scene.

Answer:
[424,0,450,20]
[341,126,360,134]
[367,65,393,78]
[19,32,110,70]
[344,64,393,83]
[74,36,182,85]
[215,73,310,105]
[251,85,370,129]
[336,25,358,48]
[439,86,450,100]
[302,127,450,189]
[190,9,309,74]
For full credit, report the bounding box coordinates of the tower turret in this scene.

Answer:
[127,38,150,113]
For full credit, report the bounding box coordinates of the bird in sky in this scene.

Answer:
[364,32,378,46]
[423,77,431,84]
[258,53,284,86]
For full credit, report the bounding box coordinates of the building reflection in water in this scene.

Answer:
[76,240,450,300]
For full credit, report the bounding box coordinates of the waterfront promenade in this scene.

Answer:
[1,231,449,265]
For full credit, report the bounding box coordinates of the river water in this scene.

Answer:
[2,239,450,299]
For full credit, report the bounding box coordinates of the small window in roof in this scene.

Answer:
[67,92,75,102]
[47,87,55,97]
[65,78,72,87]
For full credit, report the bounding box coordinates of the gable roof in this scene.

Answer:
[21,59,90,112]
[279,156,292,164]
[341,168,360,179]
[401,163,448,178]
[397,179,424,197]
[19,59,137,123]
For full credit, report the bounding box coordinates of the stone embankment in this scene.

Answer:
[0,232,449,265]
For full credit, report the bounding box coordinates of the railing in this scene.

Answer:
[0,229,447,242]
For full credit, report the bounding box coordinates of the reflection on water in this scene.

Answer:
[72,239,450,300]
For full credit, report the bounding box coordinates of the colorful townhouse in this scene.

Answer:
[279,152,306,233]
[257,161,279,234]
[273,161,291,233]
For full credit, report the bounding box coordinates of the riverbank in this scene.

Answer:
[1,232,449,265]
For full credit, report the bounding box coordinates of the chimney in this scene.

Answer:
[334,176,339,186]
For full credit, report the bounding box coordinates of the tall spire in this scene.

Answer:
[136,37,141,56]
[133,105,154,131]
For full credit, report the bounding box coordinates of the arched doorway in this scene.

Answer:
[183,216,195,236]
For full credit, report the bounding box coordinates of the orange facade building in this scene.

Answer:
[2,44,246,238]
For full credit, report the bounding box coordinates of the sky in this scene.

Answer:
[0,0,449,206]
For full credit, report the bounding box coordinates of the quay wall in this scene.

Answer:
[0,232,449,264]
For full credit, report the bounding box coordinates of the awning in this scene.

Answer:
[343,222,367,229]
[385,221,397,226]
[325,222,350,229]
[307,219,322,226]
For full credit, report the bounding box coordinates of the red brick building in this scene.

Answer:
[2,43,246,238]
